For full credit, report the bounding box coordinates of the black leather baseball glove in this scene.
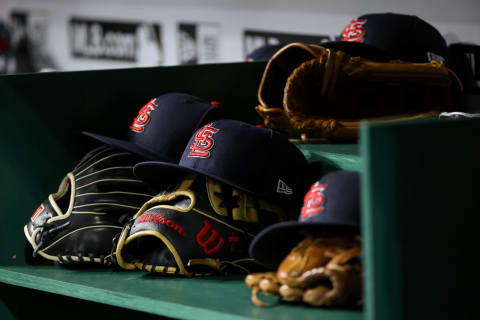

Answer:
[24,145,157,266]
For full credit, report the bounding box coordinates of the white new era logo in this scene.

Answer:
[277,179,293,195]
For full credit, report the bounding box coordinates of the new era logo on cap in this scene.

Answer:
[427,52,445,62]
[277,180,293,195]
[134,119,309,210]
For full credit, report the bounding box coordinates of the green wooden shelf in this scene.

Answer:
[1,62,479,320]
[296,143,360,172]
[0,266,363,320]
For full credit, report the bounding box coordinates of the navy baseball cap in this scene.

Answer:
[249,170,360,269]
[134,119,309,209]
[246,44,286,62]
[322,13,448,63]
[82,92,223,162]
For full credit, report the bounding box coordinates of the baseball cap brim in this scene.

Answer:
[82,131,173,162]
[134,160,260,198]
[249,220,359,270]
[321,41,395,62]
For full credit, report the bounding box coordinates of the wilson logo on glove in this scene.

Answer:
[31,204,45,222]
[341,19,367,42]
[300,182,326,220]
[130,98,158,132]
[196,220,241,255]
[188,122,219,158]
[137,212,185,236]
[196,220,225,254]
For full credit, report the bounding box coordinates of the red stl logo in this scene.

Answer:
[300,182,327,220]
[341,19,367,43]
[188,123,219,158]
[129,99,158,133]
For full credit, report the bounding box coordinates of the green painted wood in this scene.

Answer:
[1,282,173,320]
[0,299,15,320]
[296,143,360,171]
[361,118,480,320]
[0,266,363,320]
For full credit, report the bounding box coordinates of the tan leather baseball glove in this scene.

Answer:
[255,42,463,142]
[245,234,362,307]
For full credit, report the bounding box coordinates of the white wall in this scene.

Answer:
[1,0,479,71]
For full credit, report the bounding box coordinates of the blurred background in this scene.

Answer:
[0,0,479,73]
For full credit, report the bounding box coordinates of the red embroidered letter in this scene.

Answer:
[196,220,225,255]
[129,99,158,133]
[228,231,240,253]
[341,19,367,43]
[188,123,219,158]
[300,182,327,220]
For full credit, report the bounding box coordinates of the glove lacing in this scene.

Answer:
[110,232,122,266]
[32,221,71,258]
[33,221,114,266]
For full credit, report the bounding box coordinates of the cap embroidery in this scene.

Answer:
[300,182,326,220]
[129,99,158,133]
[188,122,220,158]
[341,18,367,43]
[277,179,293,195]
[427,52,444,62]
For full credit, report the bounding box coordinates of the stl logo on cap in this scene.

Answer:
[188,122,220,158]
[341,19,367,43]
[300,182,327,220]
[129,99,159,133]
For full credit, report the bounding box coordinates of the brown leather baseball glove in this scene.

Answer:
[245,234,362,308]
[255,42,463,142]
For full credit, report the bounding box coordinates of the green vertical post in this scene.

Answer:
[361,118,479,320]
